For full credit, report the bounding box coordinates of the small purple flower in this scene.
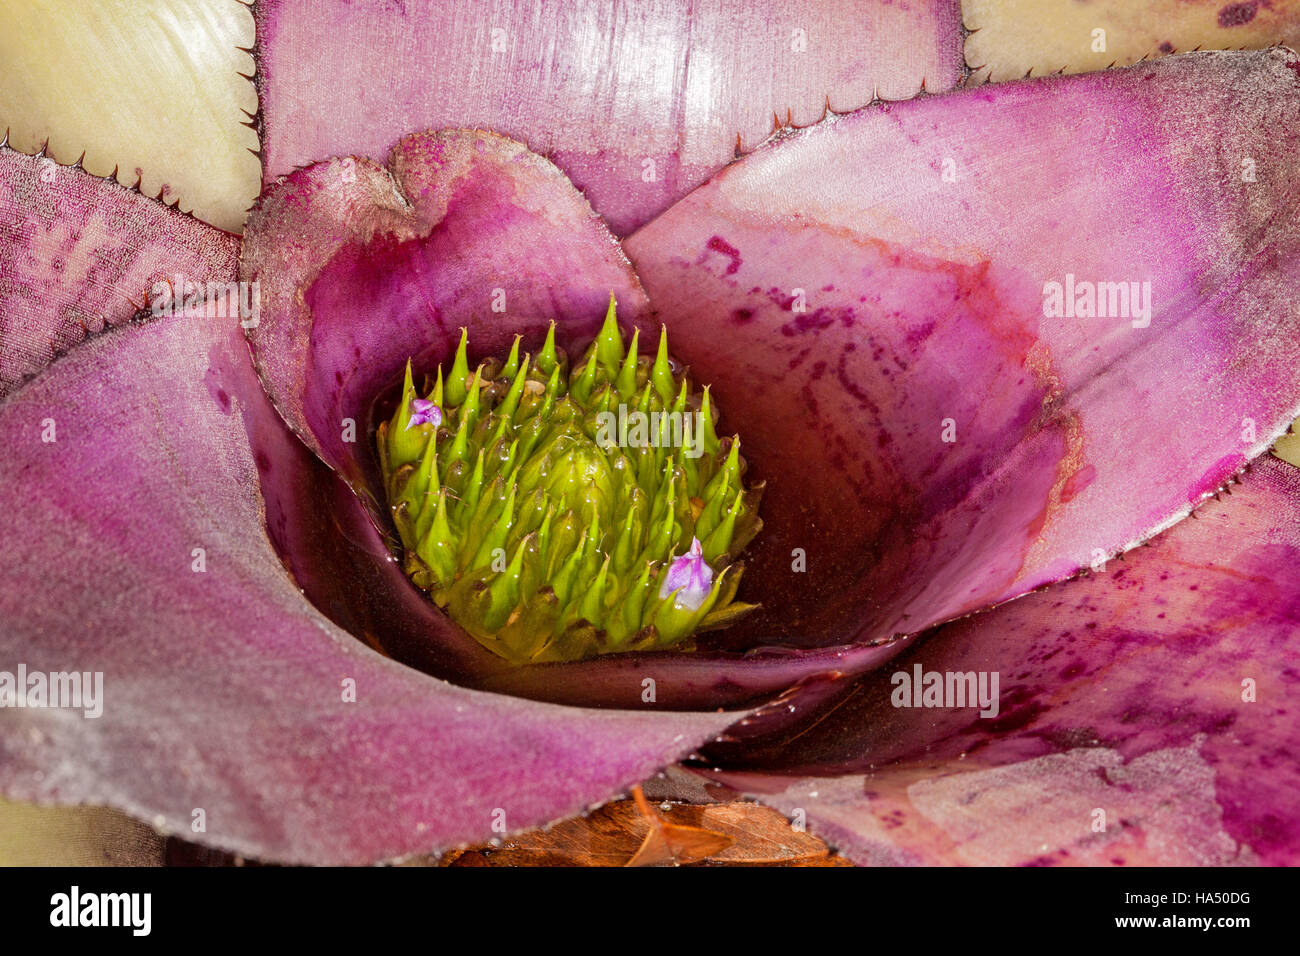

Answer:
[658,537,713,610]
[404,398,441,430]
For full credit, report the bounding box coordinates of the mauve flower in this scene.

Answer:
[1,1,1299,866]
[661,538,715,612]
[403,398,441,431]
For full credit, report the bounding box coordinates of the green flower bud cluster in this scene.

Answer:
[377,296,763,664]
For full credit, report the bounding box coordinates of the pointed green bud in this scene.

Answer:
[543,363,563,404]
[695,475,730,542]
[396,435,438,515]
[508,485,548,545]
[574,553,612,626]
[446,412,471,466]
[571,347,600,406]
[704,436,742,502]
[457,476,503,563]
[637,379,655,418]
[679,391,703,494]
[414,485,439,542]
[455,449,487,525]
[702,488,744,564]
[534,501,557,559]
[647,457,670,525]
[652,326,676,403]
[543,509,582,581]
[467,482,517,572]
[387,360,428,470]
[501,335,522,380]
[616,328,640,401]
[642,498,679,567]
[498,354,532,422]
[484,534,530,632]
[595,292,623,375]
[577,516,604,583]
[446,328,471,407]
[428,364,445,407]
[486,412,513,458]
[460,364,485,426]
[612,505,642,576]
[537,321,559,376]
[620,561,658,642]
[654,406,674,471]
[698,385,722,456]
[672,377,689,416]
[550,518,596,608]
[498,438,521,484]
[416,489,459,585]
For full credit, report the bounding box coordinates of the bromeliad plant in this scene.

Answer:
[2,0,1300,869]
[377,303,760,662]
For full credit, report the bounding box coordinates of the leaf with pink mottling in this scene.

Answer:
[0,145,238,396]
[625,49,1300,652]
[702,456,1300,866]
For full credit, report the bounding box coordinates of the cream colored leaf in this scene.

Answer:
[0,796,165,865]
[1275,422,1300,467]
[965,0,1300,82]
[0,0,259,233]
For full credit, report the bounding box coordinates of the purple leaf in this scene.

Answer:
[0,312,738,864]
[700,456,1300,865]
[254,0,964,235]
[0,145,239,397]
[624,49,1300,652]
[241,128,652,490]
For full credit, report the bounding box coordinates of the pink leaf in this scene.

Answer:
[0,313,737,864]
[0,145,238,396]
[624,49,1300,650]
[254,0,964,234]
[703,457,1300,865]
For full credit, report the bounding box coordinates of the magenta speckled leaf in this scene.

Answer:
[0,312,738,865]
[241,128,651,488]
[624,49,1300,651]
[0,144,239,396]
[254,0,964,235]
[701,456,1300,866]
